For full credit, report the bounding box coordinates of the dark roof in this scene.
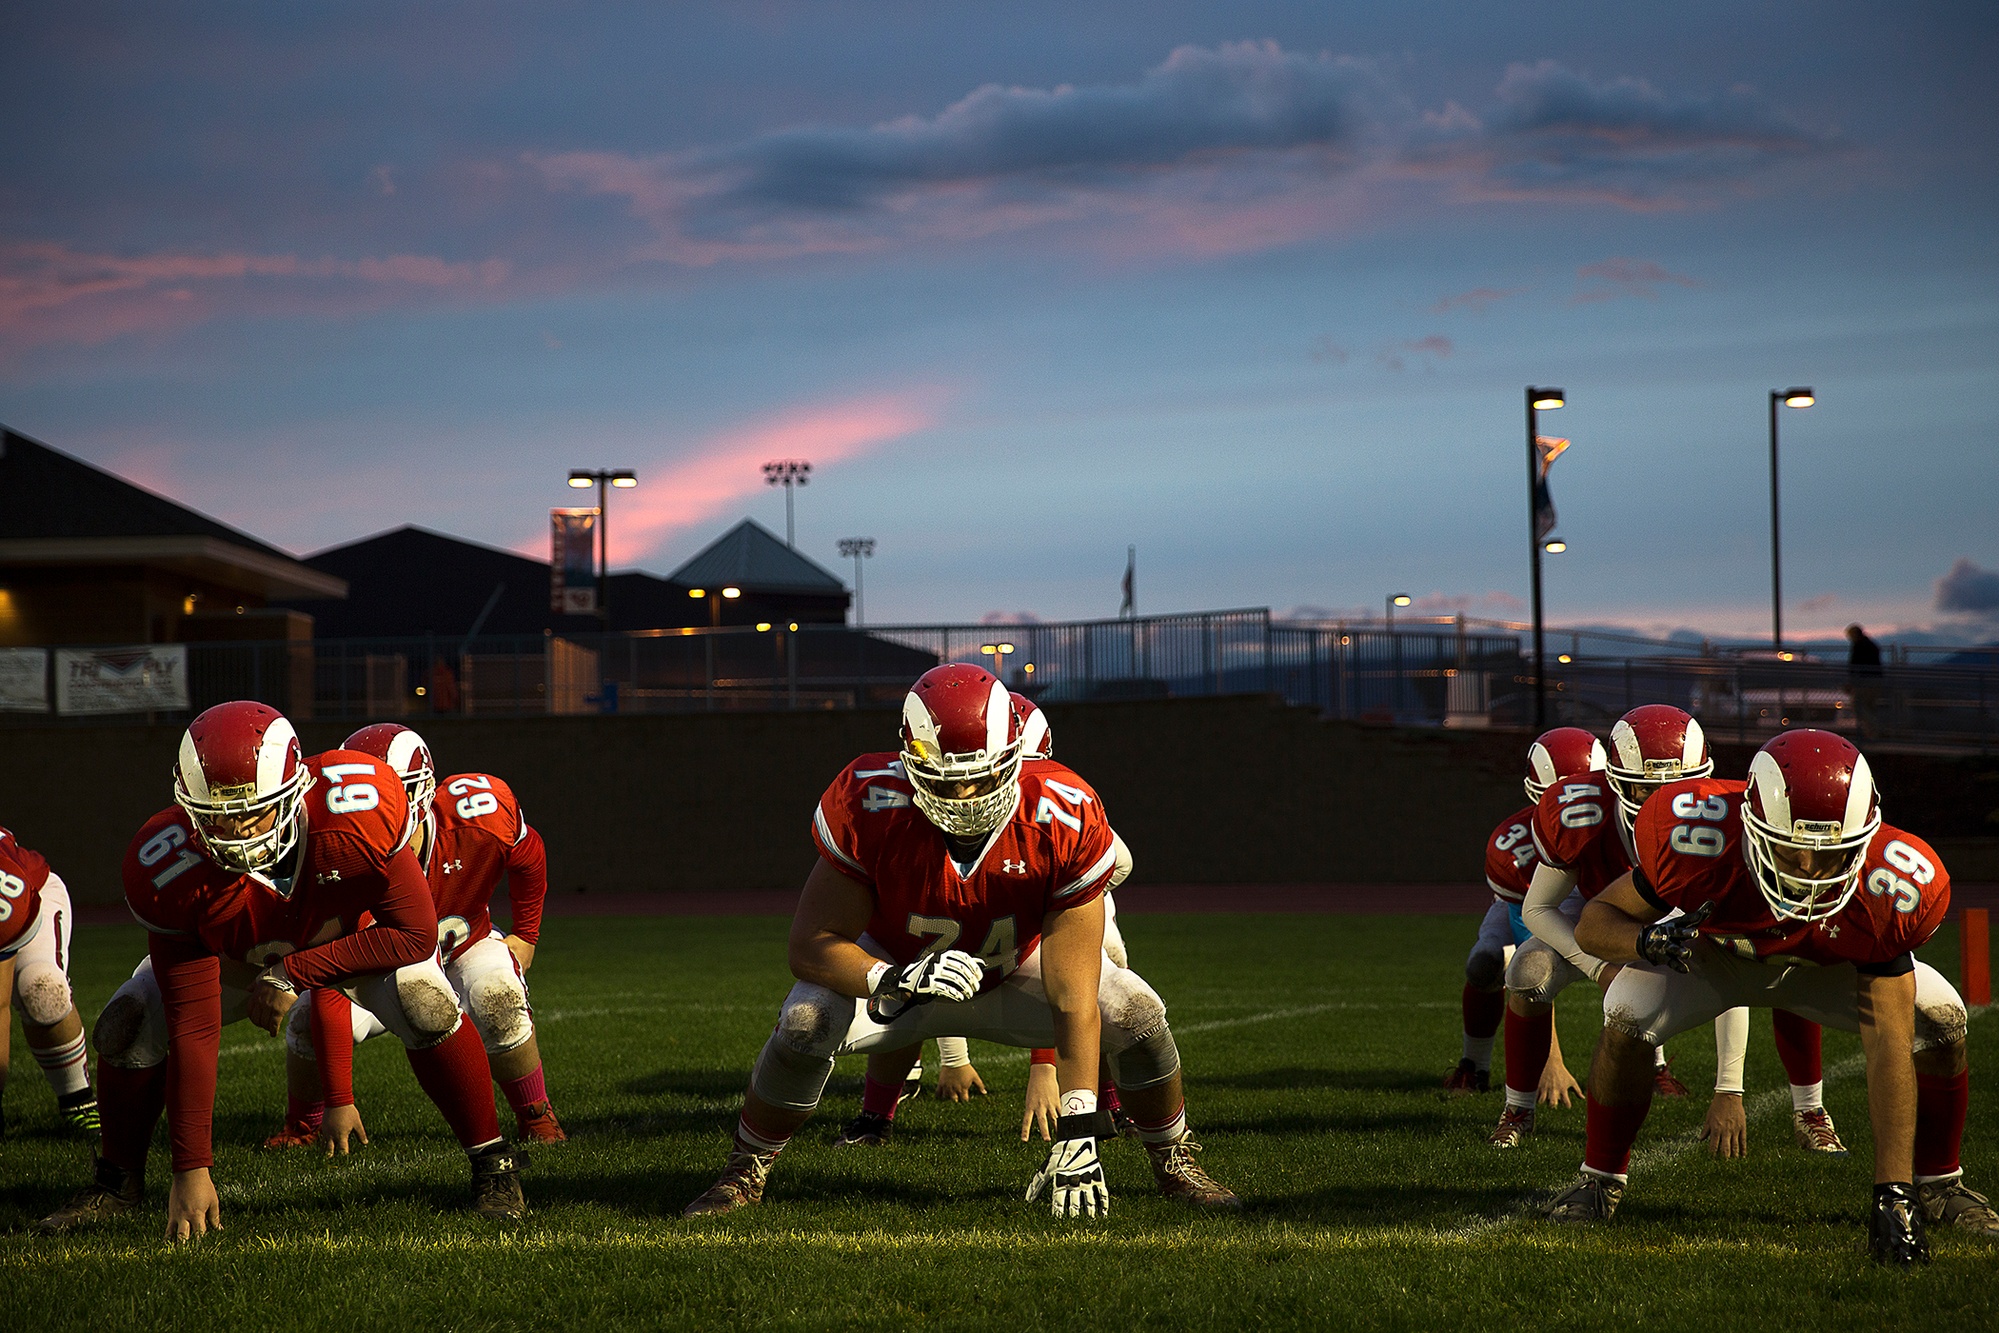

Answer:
[668,519,847,595]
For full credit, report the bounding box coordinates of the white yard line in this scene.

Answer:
[972,1000,1451,1067]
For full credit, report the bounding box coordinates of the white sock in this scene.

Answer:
[1504,1087,1535,1112]
[32,1033,90,1097]
[1790,1080,1824,1112]
[1582,1164,1629,1186]
[1134,1105,1188,1144]
[1916,1170,1962,1187]
[1463,1035,1495,1070]
[1653,1046,1668,1070]
[735,1115,792,1154]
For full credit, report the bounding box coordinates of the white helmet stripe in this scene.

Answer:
[386,729,427,777]
[177,731,210,802]
[258,717,299,793]
[1608,721,1641,772]
[1747,750,1790,830]
[1683,716,1706,766]
[983,680,1010,756]
[1527,744,1556,789]
[902,691,940,755]
[1845,753,1874,834]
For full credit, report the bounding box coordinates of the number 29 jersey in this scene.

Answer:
[811,753,1119,982]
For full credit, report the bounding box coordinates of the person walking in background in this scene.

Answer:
[1847,624,1884,738]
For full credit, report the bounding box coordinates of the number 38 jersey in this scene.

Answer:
[0,826,53,959]
[420,772,548,962]
[1632,776,1950,970]
[1484,805,1542,904]
[811,752,1119,982]
[1530,775,1631,899]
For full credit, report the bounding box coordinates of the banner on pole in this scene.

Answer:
[550,508,599,614]
[54,645,188,715]
[0,648,48,713]
[1533,435,1570,543]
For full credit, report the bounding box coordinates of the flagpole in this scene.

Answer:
[1524,388,1565,728]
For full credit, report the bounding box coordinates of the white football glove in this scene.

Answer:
[1025,1092,1111,1219]
[867,950,985,1022]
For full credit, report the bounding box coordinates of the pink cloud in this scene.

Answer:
[1569,256,1701,303]
[1431,285,1526,313]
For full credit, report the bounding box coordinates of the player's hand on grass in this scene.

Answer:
[165,1168,223,1243]
[1701,1092,1747,1157]
[1636,902,1712,973]
[1538,1058,1583,1108]
[868,950,985,1021]
[1021,1062,1061,1140]
[937,1061,986,1101]
[320,1103,370,1156]
[248,972,297,1037]
[1025,1094,1110,1218]
[505,934,535,973]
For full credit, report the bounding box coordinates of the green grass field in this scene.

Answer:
[2,913,1994,1330]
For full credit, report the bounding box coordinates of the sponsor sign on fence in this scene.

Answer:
[0,648,48,713]
[54,645,189,715]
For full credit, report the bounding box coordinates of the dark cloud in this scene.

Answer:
[1936,558,1999,614]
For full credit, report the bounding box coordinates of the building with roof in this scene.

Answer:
[665,518,851,627]
[0,427,345,646]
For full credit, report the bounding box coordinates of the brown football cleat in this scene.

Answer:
[516,1099,568,1143]
[1488,1104,1534,1149]
[38,1159,143,1233]
[1545,1171,1623,1224]
[831,1110,894,1148]
[1652,1060,1690,1098]
[1443,1059,1491,1095]
[1919,1177,1999,1239]
[468,1143,529,1220]
[683,1145,780,1218]
[1792,1107,1848,1156]
[263,1120,320,1150]
[1144,1131,1241,1209]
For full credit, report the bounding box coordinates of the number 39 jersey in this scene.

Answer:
[1484,805,1542,904]
[0,826,53,959]
[1632,776,1950,970]
[811,752,1119,982]
[421,772,548,961]
[1530,775,1631,899]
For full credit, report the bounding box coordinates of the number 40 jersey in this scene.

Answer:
[811,753,1119,985]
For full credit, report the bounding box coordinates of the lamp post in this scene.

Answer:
[1525,387,1565,728]
[838,537,875,625]
[1768,388,1814,652]
[1386,593,1411,630]
[763,459,811,547]
[567,468,637,625]
[689,585,741,709]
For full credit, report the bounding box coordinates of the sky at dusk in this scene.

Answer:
[3,2,1995,640]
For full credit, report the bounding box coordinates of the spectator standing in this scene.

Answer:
[1846,623,1884,737]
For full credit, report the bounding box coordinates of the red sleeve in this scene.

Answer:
[1030,1048,1058,1065]
[152,932,222,1172]
[504,824,548,945]
[310,988,356,1107]
[811,768,877,885]
[281,848,438,989]
[1044,773,1117,911]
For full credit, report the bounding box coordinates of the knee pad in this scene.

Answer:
[1505,945,1561,1007]
[396,972,463,1048]
[1108,1025,1180,1091]
[93,985,166,1070]
[774,985,849,1059]
[283,993,318,1060]
[1914,997,1968,1054]
[14,961,73,1027]
[749,1031,836,1112]
[1099,966,1167,1045]
[1102,917,1129,971]
[1464,945,1506,993]
[465,972,534,1054]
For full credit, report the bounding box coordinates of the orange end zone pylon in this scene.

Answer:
[1963,908,1992,1008]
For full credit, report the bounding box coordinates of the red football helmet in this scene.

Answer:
[344,723,436,843]
[900,664,1024,837]
[1524,727,1606,804]
[1742,729,1881,922]
[1011,691,1052,761]
[1605,705,1713,838]
[173,700,311,886]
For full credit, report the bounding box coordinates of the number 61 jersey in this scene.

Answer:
[1631,776,1951,969]
[811,753,1119,984]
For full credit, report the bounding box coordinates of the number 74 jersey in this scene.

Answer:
[811,752,1120,983]
[1631,776,1950,968]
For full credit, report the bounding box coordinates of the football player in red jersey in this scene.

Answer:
[37,702,527,1238]
[1444,730,1592,1098]
[1548,729,1998,1264]
[685,664,1236,1219]
[266,723,562,1149]
[0,827,98,1135]
[1492,711,1753,1150]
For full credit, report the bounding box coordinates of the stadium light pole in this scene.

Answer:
[838,537,876,626]
[1526,387,1565,728]
[763,459,811,547]
[689,585,741,710]
[1386,593,1411,630]
[568,468,637,626]
[1768,388,1815,652]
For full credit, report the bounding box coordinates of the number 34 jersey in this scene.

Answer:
[1631,776,1950,970]
[811,753,1120,983]
[420,773,548,962]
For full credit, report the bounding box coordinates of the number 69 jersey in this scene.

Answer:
[811,753,1119,983]
[1631,777,1951,970]
[422,772,548,962]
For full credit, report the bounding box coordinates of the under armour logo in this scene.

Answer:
[315,869,341,884]
[1002,858,1027,875]
[443,859,464,874]
[1822,922,1840,939]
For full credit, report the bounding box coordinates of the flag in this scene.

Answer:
[1119,546,1135,618]
[1533,435,1570,543]
[550,508,598,613]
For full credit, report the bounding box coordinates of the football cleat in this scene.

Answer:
[1443,1059,1490,1095]
[1918,1177,1999,1239]
[898,1068,924,1107]
[1652,1060,1690,1098]
[1488,1105,1534,1149]
[468,1143,529,1220]
[38,1158,143,1233]
[1110,1103,1141,1140]
[1792,1107,1848,1156]
[515,1099,568,1143]
[1873,1182,1931,1265]
[1545,1172,1623,1224]
[56,1090,101,1135]
[1143,1132,1241,1209]
[683,1145,779,1218]
[831,1110,895,1148]
[262,1120,320,1150]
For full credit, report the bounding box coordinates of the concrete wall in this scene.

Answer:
[5,697,1994,905]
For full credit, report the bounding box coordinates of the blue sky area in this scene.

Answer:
[3,2,1995,639]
